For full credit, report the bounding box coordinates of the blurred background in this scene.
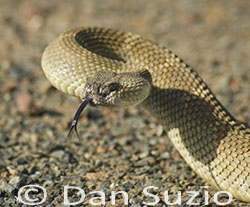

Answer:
[0,0,249,206]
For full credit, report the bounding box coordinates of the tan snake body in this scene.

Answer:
[41,27,250,202]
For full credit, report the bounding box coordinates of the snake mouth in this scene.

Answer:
[67,97,93,138]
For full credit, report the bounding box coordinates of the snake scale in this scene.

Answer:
[41,27,250,202]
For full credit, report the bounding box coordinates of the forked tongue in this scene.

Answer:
[67,97,92,138]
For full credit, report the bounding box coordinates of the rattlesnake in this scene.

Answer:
[41,27,250,202]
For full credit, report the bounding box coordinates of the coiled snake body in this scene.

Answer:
[41,27,250,202]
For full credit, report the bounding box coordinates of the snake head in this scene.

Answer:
[68,69,151,138]
[81,70,152,108]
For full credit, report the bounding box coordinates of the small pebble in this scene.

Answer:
[50,150,65,159]
[30,171,41,180]
[0,182,14,194]
[9,176,20,187]
[16,93,37,115]
[83,172,109,181]
[0,80,16,93]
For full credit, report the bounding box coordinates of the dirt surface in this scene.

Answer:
[0,0,249,206]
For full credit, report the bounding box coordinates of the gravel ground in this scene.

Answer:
[0,0,249,206]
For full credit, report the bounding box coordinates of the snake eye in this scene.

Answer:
[98,83,120,97]
[109,83,120,92]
